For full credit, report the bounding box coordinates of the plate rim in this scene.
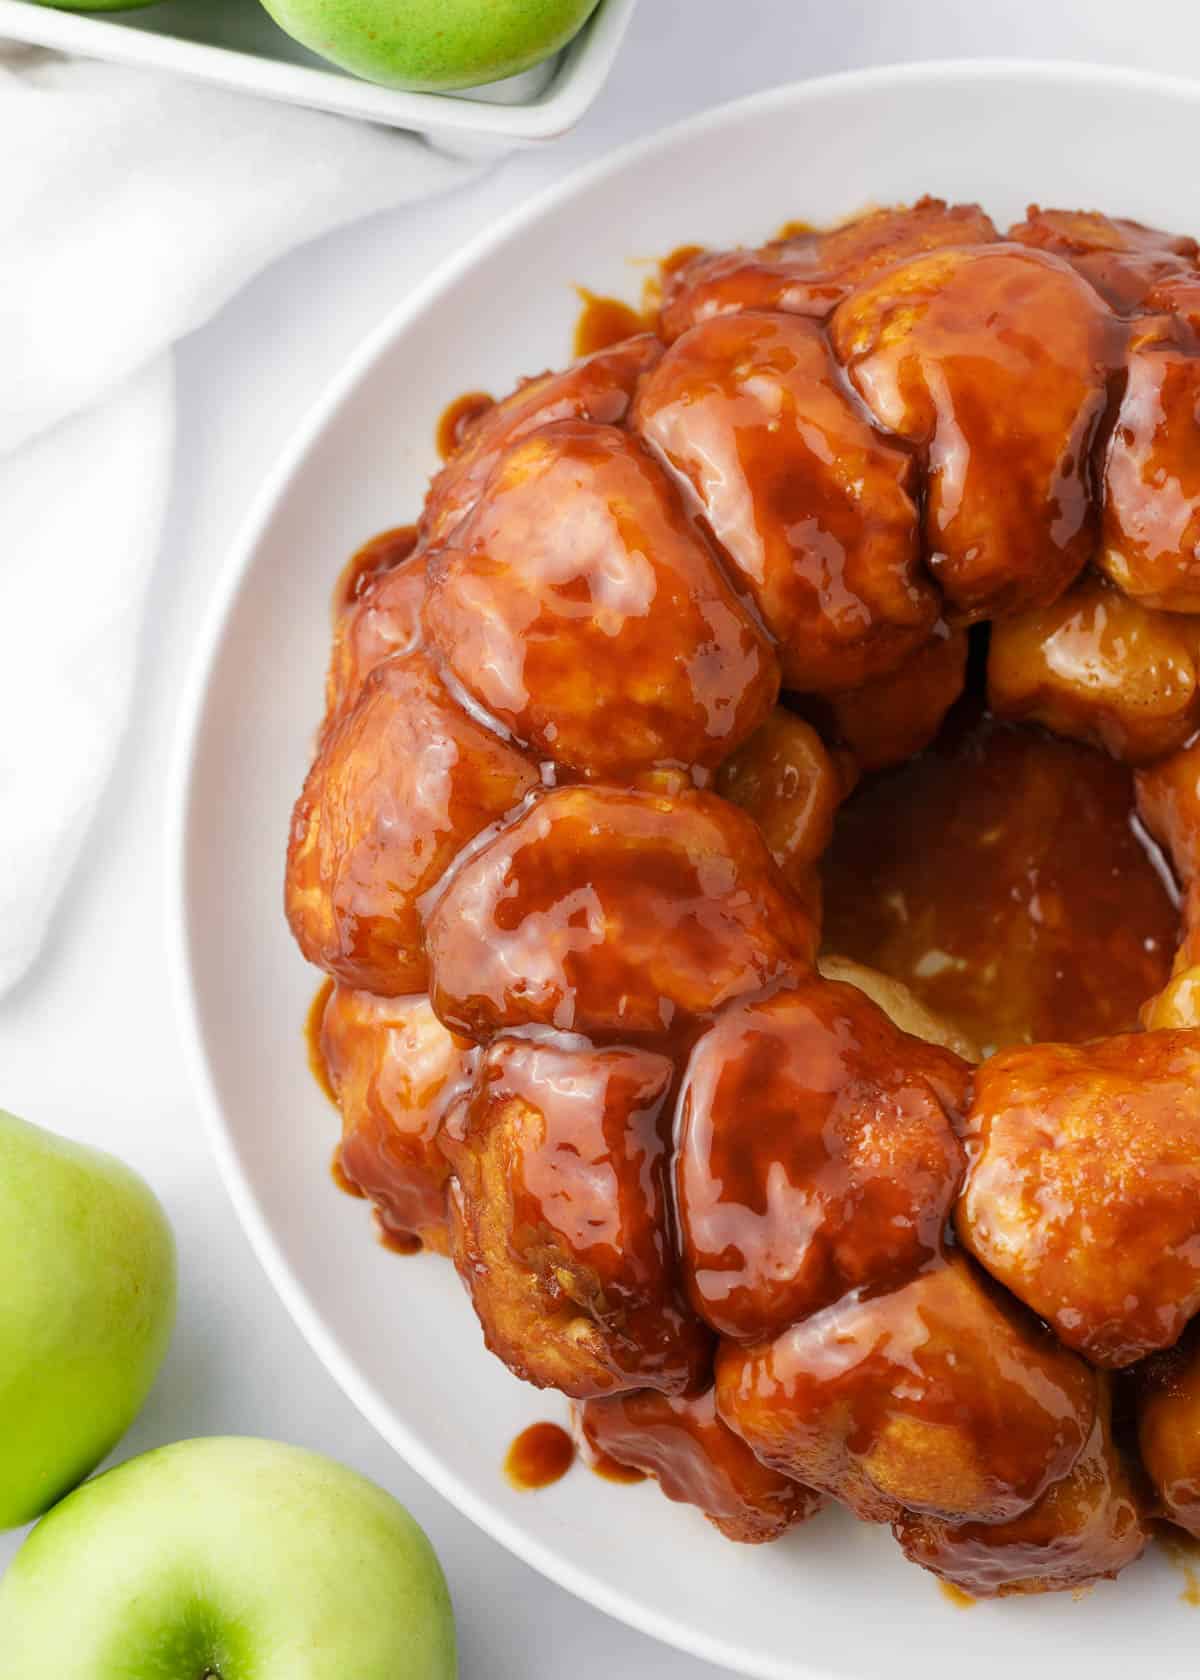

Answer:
[166,59,1200,1679]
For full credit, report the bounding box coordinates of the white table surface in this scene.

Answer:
[2,1,1198,1673]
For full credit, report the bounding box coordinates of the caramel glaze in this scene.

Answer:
[896,1383,1147,1596]
[635,309,937,695]
[573,289,650,358]
[716,707,854,901]
[773,219,816,242]
[436,390,495,462]
[656,197,999,343]
[675,975,969,1342]
[376,1222,423,1257]
[286,650,539,997]
[505,1421,576,1491]
[1010,205,1198,315]
[423,421,780,780]
[426,785,816,1044]
[285,196,1200,1591]
[332,524,419,614]
[420,333,662,549]
[440,1033,711,1399]
[330,1150,367,1200]
[1138,1323,1200,1537]
[578,1436,649,1485]
[578,1388,822,1541]
[325,549,427,722]
[939,1583,975,1609]
[578,1444,645,1485]
[822,703,1178,1054]
[823,627,969,772]
[305,977,337,1106]
[988,571,1200,765]
[1102,325,1200,613]
[637,244,706,334]
[715,1254,1099,1527]
[830,244,1122,624]
[1138,739,1200,889]
[321,986,476,1255]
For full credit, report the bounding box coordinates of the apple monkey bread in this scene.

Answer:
[288,196,1200,1595]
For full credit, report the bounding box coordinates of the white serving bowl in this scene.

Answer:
[0,0,635,155]
[170,62,1200,1680]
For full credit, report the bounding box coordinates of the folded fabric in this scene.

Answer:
[0,45,476,994]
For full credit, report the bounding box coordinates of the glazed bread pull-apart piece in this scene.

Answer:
[1140,952,1200,1031]
[830,244,1120,622]
[635,311,936,693]
[956,1030,1200,1367]
[286,651,538,995]
[801,197,999,294]
[1100,322,1200,613]
[895,1380,1146,1597]
[322,986,477,1254]
[655,241,846,346]
[1137,737,1200,883]
[1137,751,1200,1025]
[715,1254,1097,1526]
[815,956,981,1062]
[675,977,968,1341]
[423,420,779,779]
[987,571,1200,763]
[441,1035,710,1398]
[1137,1323,1200,1537]
[419,333,663,547]
[1009,205,1199,314]
[425,784,816,1042]
[1139,881,1200,1030]
[1147,272,1200,334]
[657,197,998,343]
[578,1387,822,1542]
[715,708,855,896]
[824,628,968,772]
[326,547,425,721]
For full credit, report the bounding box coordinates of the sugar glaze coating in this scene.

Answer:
[285,193,1200,1595]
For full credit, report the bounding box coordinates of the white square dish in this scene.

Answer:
[0,0,636,154]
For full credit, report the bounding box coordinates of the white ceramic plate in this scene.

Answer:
[170,63,1200,1680]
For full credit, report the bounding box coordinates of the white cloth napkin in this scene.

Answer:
[0,46,476,995]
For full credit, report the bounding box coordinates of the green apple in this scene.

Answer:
[260,0,603,92]
[0,1436,457,1679]
[0,1109,175,1530]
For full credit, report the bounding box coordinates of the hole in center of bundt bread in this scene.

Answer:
[819,670,1179,1057]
